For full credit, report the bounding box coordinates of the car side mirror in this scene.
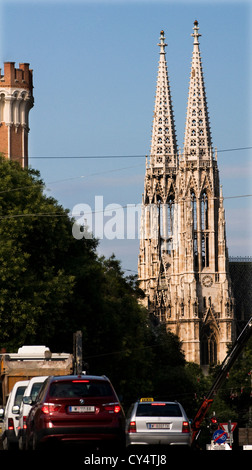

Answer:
[23,396,33,405]
[0,407,4,421]
[12,405,20,414]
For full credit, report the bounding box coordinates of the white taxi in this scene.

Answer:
[126,398,191,447]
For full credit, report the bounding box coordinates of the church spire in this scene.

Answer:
[184,20,213,160]
[150,30,177,168]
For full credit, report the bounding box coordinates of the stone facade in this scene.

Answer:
[138,22,235,365]
[0,62,33,167]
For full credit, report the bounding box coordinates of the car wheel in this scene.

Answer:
[32,432,41,450]
[2,437,16,451]
[2,437,8,450]
[18,435,24,450]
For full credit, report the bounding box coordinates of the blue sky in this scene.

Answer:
[1,0,251,273]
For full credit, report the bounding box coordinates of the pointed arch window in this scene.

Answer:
[167,196,174,236]
[201,325,217,365]
[163,195,174,255]
[191,191,198,270]
[201,192,209,268]
[191,191,197,231]
[201,192,208,230]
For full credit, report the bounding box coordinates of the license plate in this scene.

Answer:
[147,423,171,429]
[69,406,95,413]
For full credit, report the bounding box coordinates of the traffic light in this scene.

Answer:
[209,415,219,432]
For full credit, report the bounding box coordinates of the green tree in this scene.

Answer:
[0,158,97,349]
[209,337,252,427]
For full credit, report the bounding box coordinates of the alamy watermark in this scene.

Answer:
[72,196,180,244]
[72,196,141,240]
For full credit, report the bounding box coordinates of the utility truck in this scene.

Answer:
[0,345,73,406]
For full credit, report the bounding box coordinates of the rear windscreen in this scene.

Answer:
[49,381,113,398]
[136,403,182,417]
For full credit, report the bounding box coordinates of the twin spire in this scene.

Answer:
[150,20,212,166]
[150,30,177,168]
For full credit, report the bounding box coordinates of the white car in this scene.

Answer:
[18,376,48,450]
[0,380,29,450]
[126,398,192,447]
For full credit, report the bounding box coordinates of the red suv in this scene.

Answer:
[25,375,125,450]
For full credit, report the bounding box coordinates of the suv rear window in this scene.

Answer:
[49,380,113,398]
[136,403,182,417]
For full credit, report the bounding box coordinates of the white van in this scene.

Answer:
[1,380,29,450]
[18,376,48,450]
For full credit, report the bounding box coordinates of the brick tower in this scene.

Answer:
[0,62,33,167]
[138,23,235,365]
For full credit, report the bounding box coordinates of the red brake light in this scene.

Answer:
[23,416,27,430]
[182,421,190,433]
[128,421,136,433]
[41,403,61,414]
[151,403,166,406]
[104,404,121,413]
[72,380,90,383]
[8,418,14,431]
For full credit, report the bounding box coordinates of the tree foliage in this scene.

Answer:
[208,337,252,427]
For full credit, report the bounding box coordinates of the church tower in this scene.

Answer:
[0,62,33,167]
[138,22,235,365]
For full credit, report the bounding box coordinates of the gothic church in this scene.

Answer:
[138,21,235,365]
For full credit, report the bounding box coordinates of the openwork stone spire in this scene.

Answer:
[139,23,235,366]
[150,30,177,168]
[184,20,213,160]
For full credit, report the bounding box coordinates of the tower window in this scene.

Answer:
[201,326,217,365]
[167,196,174,236]
[202,233,209,268]
[191,191,198,270]
[201,193,208,230]
[191,191,197,231]
[201,193,209,268]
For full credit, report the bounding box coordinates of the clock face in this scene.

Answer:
[202,275,213,287]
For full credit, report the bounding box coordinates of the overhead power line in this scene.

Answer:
[0,194,251,221]
[29,145,252,158]
[3,145,252,160]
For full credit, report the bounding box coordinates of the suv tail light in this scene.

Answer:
[8,418,14,431]
[128,421,136,433]
[104,403,121,413]
[41,403,61,414]
[23,416,27,430]
[182,421,190,433]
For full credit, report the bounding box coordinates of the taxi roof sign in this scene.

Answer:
[140,397,154,402]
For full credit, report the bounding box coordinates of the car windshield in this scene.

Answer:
[49,380,113,398]
[136,403,182,417]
